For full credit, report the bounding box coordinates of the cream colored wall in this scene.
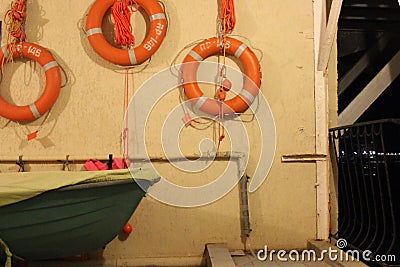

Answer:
[0,0,323,265]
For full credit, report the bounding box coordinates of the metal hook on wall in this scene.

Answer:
[16,155,25,172]
[107,154,113,170]
[62,155,71,171]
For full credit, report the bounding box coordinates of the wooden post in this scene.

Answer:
[314,0,330,240]
[318,0,343,72]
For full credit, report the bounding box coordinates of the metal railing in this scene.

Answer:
[330,119,400,266]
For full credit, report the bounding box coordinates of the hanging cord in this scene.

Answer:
[229,34,264,62]
[2,0,27,71]
[217,33,263,122]
[215,0,236,150]
[122,68,130,166]
[157,0,169,31]
[0,238,25,267]
[170,38,218,130]
[170,38,206,78]
[216,51,227,151]
[112,0,138,48]
[15,108,53,141]
[0,238,24,267]
[0,238,13,267]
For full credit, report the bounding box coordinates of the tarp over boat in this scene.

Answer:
[0,168,159,207]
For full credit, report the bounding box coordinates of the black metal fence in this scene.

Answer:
[330,119,400,266]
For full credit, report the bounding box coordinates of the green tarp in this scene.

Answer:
[0,168,159,207]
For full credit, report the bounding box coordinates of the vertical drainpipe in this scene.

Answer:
[313,0,330,240]
[239,173,251,246]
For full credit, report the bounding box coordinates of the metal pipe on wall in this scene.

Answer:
[239,173,251,247]
[0,151,245,164]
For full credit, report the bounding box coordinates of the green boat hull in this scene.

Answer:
[0,178,149,261]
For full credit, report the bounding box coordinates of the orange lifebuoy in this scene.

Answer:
[0,42,62,122]
[85,0,167,66]
[181,37,262,115]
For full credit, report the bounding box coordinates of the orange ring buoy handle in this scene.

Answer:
[181,37,262,115]
[85,0,167,66]
[0,42,62,122]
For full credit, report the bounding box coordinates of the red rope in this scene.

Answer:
[4,0,27,44]
[220,0,235,35]
[112,0,138,48]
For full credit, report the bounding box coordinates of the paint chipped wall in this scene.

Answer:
[0,0,332,265]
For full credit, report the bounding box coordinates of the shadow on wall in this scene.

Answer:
[25,0,49,43]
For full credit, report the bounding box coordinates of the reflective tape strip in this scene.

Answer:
[239,89,255,103]
[149,13,166,21]
[234,43,247,58]
[43,61,58,72]
[29,103,41,119]
[128,49,137,65]
[86,28,102,37]
[189,50,203,61]
[1,46,10,59]
[194,96,208,109]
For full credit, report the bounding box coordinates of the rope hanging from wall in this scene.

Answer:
[216,0,236,148]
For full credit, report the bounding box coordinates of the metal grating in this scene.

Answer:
[330,119,400,266]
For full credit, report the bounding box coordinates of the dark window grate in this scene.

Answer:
[330,119,400,266]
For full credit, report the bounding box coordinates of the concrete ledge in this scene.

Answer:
[205,244,236,267]
[28,255,203,267]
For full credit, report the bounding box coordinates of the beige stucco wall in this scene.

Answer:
[0,0,335,265]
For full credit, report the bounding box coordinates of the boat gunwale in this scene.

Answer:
[57,178,149,191]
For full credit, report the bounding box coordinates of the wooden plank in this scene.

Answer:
[338,50,400,126]
[314,0,330,241]
[338,34,393,96]
[281,154,327,162]
[205,244,236,267]
[318,0,343,72]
